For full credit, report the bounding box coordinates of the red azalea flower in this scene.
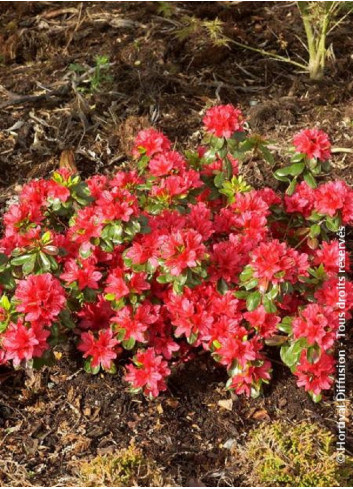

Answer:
[47,180,70,202]
[104,268,130,300]
[251,239,309,291]
[128,272,150,294]
[2,319,39,366]
[294,350,335,396]
[293,128,331,161]
[314,240,350,275]
[229,359,272,396]
[285,181,315,217]
[60,258,102,290]
[292,304,334,349]
[77,295,114,330]
[124,347,170,397]
[314,181,347,217]
[96,188,138,222]
[209,240,243,282]
[31,323,51,358]
[244,306,280,339]
[203,104,244,138]
[111,302,158,343]
[216,331,258,368]
[86,175,108,199]
[132,128,171,158]
[187,203,214,241]
[78,328,119,369]
[15,273,66,326]
[148,150,186,177]
[160,230,207,275]
[69,206,104,244]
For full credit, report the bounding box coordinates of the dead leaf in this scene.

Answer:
[218,399,233,411]
[252,409,270,421]
[60,149,77,172]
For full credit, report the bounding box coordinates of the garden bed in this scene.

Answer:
[0,2,352,486]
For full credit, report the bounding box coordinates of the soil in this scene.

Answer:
[0,2,352,486]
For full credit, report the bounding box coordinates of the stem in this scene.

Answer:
[227,39,307,71]
[297,1,317,64]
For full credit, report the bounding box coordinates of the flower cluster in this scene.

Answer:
[0,104,351,403]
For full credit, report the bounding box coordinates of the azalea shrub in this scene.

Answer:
[0,104,352,402]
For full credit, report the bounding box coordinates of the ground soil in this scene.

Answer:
[0,2,352,486]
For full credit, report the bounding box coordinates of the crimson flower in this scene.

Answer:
[293,128,331,161]
[203,104,244,138]
[105,268,129,300]
[78,328,119,370]
[292,304,335,349]
[124,347,170,397]
[2,319,39,366]
[160,230,207,275]
[132,128,171,158]
[294,351,335,396]
[229,360,271,396]
[60,258,102,290]
[148,151,186,177]
[244,306,280,339]
[77,295,114,330]
[314,181,347,217]
[15,273,66,326]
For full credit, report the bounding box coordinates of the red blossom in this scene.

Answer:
[60,258,102,290]
[132,128,171,158]
[160,230,207,275]
[15,274,66,326]
[77,295,114,330]
[2,319,39,366]
[293,129,331,161]
[203,104,244,138]
[124,347,170,397]
[294,351,335,396]
[78,328,119,370]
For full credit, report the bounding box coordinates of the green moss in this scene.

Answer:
[78,445,174,487]
[237,421,353,487]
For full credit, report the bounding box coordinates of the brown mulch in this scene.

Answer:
[0,2,352,486]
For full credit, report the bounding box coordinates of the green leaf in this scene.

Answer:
[280,339,306,368]
[84,358,100,374]
[187,331,198,345]
[263,295,277,313]
[326,216,340,232]
[286,177,297,196]
[39,251,51,271]
[210,135,224,150]
[246,291,261,311]
[234,290,249,299]
[214,171,225,189]
[275,162,305,177]
[290,152,305,163]
[122,337,136,350]
[41,231,52,244]
[303,171,317,188]
[0,295,10,311]
[310,224,321,238]
[22,254,36,275]
[239,266,253,283]
[260,145,274,165]
[11,254,33,266]
[310,392,322,403]
[244,278,259,291]
[278,316,293,334]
